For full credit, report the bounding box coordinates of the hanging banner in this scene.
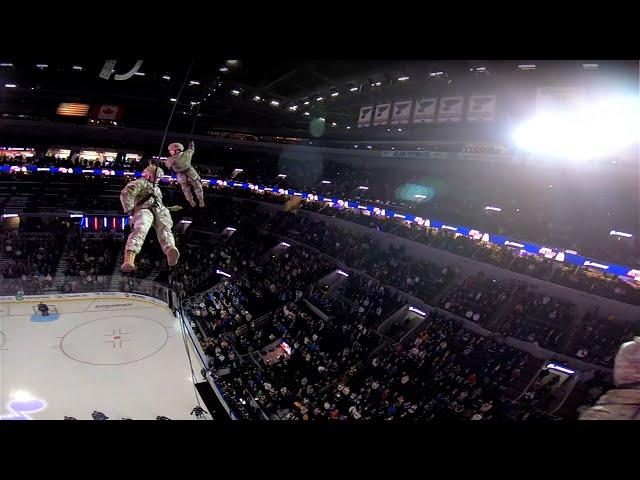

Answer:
[412,97,438,123]
[466,95,497,122]
[357,105,373,128]
[373,103,392,126]
[437,96,464,123]
[390,99,413,125]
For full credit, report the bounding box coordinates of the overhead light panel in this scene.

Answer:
[350,86,359,92]
[162,75,171,80]
[189,80,200,85]
[303,101,310,105]
[288,105,298,111]
[133,72,145,76]
[316,97,324,101]
[518,64,536,70]
[169,98,177,102]
[226,59,238,65]
[253,96,261,101]
[219,67,229,72]
[35,64,48,69]
[0,62,14,67]
[72,65,83,71]
[331,122,337,126]
[270,100,280,106]
[331,92,339,97]
[303,112,310,116]
[398,76,410,81]
[231,89,240,96]
[4,84,16,88]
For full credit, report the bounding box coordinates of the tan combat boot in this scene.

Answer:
[166,246,180,267]
[121,250,137,272]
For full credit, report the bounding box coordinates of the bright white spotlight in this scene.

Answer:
[512,95,640,160]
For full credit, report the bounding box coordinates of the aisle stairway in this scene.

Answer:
[109,250,124,291]
[50,253,71,290]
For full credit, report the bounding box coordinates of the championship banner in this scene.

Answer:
[412,97,437,123]
[437,96,464,123]
[466,95,497,122]
[536,87,585,113]
[357,105,373,128]
[390,99,413,125]
[373,103,392,126]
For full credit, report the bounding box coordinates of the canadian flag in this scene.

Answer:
[97,105,121,120]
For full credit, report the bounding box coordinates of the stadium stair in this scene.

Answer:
[109,250,124,291]
[483,283,524,331]
[50,253,71,290]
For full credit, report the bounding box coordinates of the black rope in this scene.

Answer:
[153,60,195,187]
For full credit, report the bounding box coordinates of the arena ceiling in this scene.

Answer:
[0,58,636,140]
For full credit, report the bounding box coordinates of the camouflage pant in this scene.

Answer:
[125,206,175,254]
[176,167,204,204]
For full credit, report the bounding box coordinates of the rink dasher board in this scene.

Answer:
[0,292,169,317]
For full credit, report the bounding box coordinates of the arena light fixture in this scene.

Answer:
[35,64,48,69]
[219,67,229,72]
[374,81,382,86]
[546,363,575,375]
[610,230,633,238]
[303,101,310,105]
[321,180,331,184]
[162,75,171,80]
[4,84,16,88]
[2,213,18,218]
[331,122,337,126]
[280,242,291,247]
[358,186,369,190]
[253,96,261,101]
[331,92,339,97]
[72,65,83,71]
[583,63,599,70]
[316,97,324,102]
[484,206,502,212]
[346,126,351,129]
[518,64,536,70]
[288,105,298,111]
[0,62,14,67]
[227,59,238,65]
[231,89,240,96]
[350,86,359,92]
[398,76,410,81]
[277,174,287,178]
[270,100,280,107]
[336,270,349,277]
[169,98,177,102]
[409,306,427,316]
[189,80,200,85]
[414,194,427,199]
[303,112,310,116]
[216,269,232,278]
[133,72,145,76]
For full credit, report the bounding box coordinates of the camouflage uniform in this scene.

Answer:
[164,141,204,207]
[579,337,640,420]
[120,175,177,258]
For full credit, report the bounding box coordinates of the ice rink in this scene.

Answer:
[0,294,208,420]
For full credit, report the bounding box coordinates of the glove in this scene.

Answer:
[167,205,183,212]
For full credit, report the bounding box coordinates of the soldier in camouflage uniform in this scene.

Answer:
[120,165,182,273]
[164,141,205,208]
[579,337,640,420]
